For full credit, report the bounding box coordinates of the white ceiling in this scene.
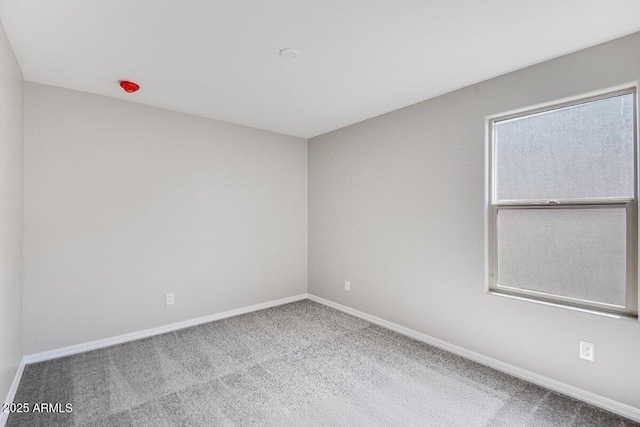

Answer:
[1,1,640,138]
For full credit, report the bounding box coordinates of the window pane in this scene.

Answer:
[495,94,634,201]
[497,207,627,306]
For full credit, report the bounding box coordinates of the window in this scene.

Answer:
[489,89,638,316]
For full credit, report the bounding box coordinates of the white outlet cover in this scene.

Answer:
[166,293,175,306]
[579,341,595,361]
[345,281,351,292]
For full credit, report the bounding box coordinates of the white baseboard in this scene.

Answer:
[1,358,26,427]
[307,294,640,423]
[23,293,308,365]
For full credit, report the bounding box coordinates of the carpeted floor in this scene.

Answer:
[6,300,639,426]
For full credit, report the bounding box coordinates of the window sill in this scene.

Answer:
[488,290,639,322]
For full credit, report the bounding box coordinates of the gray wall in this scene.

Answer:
[309,33,640,408]
[0,21,24,400]
[24,83,307,355]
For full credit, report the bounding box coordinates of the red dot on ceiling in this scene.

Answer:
[119,80,140,93]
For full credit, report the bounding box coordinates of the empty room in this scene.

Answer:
[1,1,640,426]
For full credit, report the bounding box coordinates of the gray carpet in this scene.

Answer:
[7,300,639,426]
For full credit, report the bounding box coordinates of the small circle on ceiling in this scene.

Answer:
[279,48,299,59]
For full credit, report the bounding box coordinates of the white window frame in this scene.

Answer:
[487,88,639,317]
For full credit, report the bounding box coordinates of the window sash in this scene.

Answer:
[492,91,635,203]
[488,203,637,316]
[490,88,637,205]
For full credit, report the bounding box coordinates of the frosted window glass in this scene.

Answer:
[497,208,627,306]
[495,94,634,201]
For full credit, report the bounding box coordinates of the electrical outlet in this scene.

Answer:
[579,341,595,361]
[344,281,351,292]
[166,293,175,306]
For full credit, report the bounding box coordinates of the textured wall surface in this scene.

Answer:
[309,32,640,408]
[0,19,24,401]
[24,83,307,354]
